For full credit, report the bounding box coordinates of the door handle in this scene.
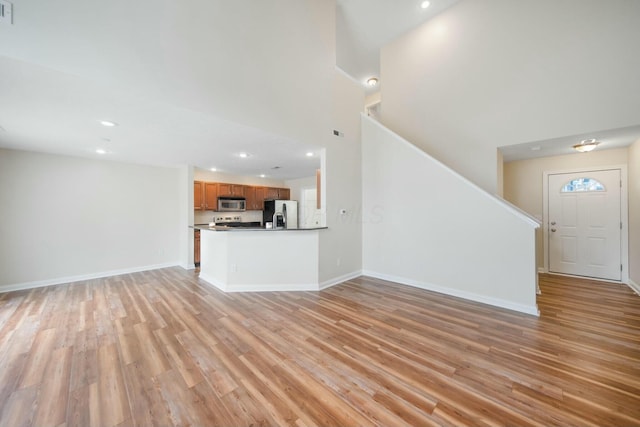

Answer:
[551,228,556,232]
[550,221,556,225]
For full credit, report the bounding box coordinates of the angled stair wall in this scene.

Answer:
[362,115,540,315]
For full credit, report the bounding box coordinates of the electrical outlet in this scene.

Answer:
[231,263,237,273]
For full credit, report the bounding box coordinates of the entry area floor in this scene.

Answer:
[0,269,638,426]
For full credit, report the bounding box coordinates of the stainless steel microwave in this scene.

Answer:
[217,197,246,212]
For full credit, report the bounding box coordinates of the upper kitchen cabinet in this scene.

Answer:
[245,186,261,210]
[246,186,270,210]
[203,182,218,210]
[278,188,290,200]
[194,181,204,210]
[217,183,246,197]
[265,187,290,200]
[194,181,218,210]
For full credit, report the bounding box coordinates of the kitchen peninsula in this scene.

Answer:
[193,225,327,292]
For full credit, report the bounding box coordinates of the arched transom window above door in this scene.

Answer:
[560,177,605,193]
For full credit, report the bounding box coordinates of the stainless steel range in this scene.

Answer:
[213,216,261,228]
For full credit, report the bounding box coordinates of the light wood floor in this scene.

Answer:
[0,269,639,426]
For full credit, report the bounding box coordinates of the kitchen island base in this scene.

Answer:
[198,227,325,292]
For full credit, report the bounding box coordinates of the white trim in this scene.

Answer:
[198,270,363,293]
[181,263,197,270]
[626,279,639,296]
[225,283,318,293]
[537,267,546,274]
[363,270,539,316]
[546,271,623,285]
[199,275,317,292]
[0,262,181,293]
[198,272,227,292]
[543,165,629,283]
[363,115,541,228]
[319,270,362,290]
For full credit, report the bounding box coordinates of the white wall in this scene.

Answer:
[317,71,365,286]
[362,117,539,315]
[285,176,321,228]
[0,148,181,291]
[629,140,640,288]
[503,148,629,271]
[380,0,640,193]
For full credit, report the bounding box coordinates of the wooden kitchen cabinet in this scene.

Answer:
[245,186,258,210]
[194,181,204,210]
[203,182,218,210]
[245,186,268,210]
[195,181,218,210]
[194,229,201,267]
[265,187,290,200]
[195,180,290,211]
[265,187,279,200]
[278,188,290,200]
[217,183,246,197]
[255,187,267,208]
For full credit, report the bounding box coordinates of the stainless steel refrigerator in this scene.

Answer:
[263,200,298,229]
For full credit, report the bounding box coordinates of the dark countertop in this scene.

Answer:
[191,224,327,232]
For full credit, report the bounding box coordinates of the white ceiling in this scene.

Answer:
[2,0,635,177]
[336,0,462,91]
[499,124,640,162]
[0,56,321,180]
[0,1,330,181]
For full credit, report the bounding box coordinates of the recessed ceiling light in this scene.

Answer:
[99,120,117,127]
[421,1,430,9]
[366,77,378,86]
[210,167,217,172]
[306,152,314,157]
[530,146,541,151]
[259,174,266,178]
[96,148,107,154]
[239,152,250,158]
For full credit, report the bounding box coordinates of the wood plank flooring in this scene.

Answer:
[0,269,639,426]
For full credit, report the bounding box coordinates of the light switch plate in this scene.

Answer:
[0,1,13,24]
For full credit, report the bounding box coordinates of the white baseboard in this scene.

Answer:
[362,270,540,317]
[627,278,640,296]
[198,273,318,293]
[180,262,197,270]
[198,272,227,292]
[319,270,362,290]
[197,270,363,293]
[537,267,546,274]
[0,262,181,294]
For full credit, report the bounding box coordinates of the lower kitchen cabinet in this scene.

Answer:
[194,229,201,267]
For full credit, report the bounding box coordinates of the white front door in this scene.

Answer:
[548,169,621,281]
